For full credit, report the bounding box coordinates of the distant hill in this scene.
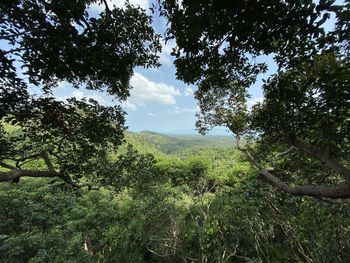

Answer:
[125,131,234,155]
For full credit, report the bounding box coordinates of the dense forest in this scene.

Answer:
[2,131,350,262]
[1,0,349,262]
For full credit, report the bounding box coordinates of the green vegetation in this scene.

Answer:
[0,0,160,187]
[1,134,350,262]
[160,0,350,198]
[1,0,349,262]
[125,131,234,155]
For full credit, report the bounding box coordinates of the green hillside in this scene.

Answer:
[2,1,349,261]
[125,131,234,155]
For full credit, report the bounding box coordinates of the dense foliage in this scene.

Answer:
[159,0,350,199]
[0,0,160,186]
[1,0,350,262]
[1,136,350,262]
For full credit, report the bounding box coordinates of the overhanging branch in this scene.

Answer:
[0,169,60,182]
[236,139,350,199]
[0,160,16,170]
[0,149,96,190]
[288,135,350,181]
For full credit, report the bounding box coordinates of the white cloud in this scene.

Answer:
[56,74,180,112]
[123,72,180,110]
[148,112,157,117]
[247,97,264,110]
[122,101,137,111]
[58,89,112,106]
[171,106,197,114]
[159,39,175,66]
[73,90,110,105]
[184,87,194,96]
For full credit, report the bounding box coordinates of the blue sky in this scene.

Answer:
[4,0,338,135]
[64,0,270,134]
[50,0,204,134]
[51,0,243,134]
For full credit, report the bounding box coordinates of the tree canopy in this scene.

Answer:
[159,0,350,199]
[1,1,350,261]
[0,0,161,186]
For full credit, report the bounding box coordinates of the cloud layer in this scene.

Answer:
[171,106,198,114]
[124,72,181,111]
[57,89,112,106]
[184,87,194,96]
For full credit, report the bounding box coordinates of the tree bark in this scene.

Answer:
[238,145,350,199]
[0,149,95,189]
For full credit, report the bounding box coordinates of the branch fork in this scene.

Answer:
[0,149,95,189]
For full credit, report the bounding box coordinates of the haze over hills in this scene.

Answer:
[125,131,235,155]
[127,127,232,136]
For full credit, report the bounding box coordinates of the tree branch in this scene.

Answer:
[0,31,30,40]
[0,169,60,182]
[274,146,295,159]
[13,150,46,163]
[288,135,350,181]
[102,0,112,15]
[0,160,16,170]
[314,196,349,204]
[271,147,295,168]
[41,149,55,172]
[1,149,97,190]
[259,167,350,199]
[236,140,350,199]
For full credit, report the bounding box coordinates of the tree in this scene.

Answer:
[0,0,161,186]
[159,0,350,199]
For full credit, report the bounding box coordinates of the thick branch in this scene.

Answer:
[0,169,96,189]
[237,144,350,199]
[13,148,52,164]
[0,160,16,170]
[41,150,55,172]
[289,135,350,181]
[259,168,350,199]
[1,149,96,190]
[13,152,43,162]
[0,169,60,182]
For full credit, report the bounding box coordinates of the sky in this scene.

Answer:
[7,0,337,135]
[60,0,270,135]
[54,0,220,134]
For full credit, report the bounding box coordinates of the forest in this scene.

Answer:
[1,0,350,262]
